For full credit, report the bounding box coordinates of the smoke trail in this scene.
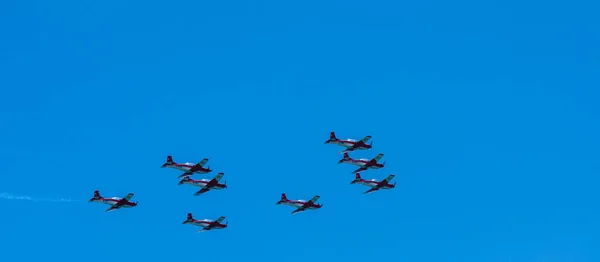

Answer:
[0,192,80,202]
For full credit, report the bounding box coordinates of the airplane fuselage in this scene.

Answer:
[186,220,227,230]
[355,180,394,189]
[164,163,210,174]
[90,198,136,208]
[280,200,320,210]
[330,140,370,150]
[180,180,226,190]
[340,159,384,169]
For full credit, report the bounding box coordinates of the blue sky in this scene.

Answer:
[1,0,599,261]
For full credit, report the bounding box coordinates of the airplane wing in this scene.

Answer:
[209,172,224,183]
[178,171,193,178]
[202,173,224,189]
[343,136,372,151]
[195,158,209,167]
[291,207,306,214]
[383,174,395,184]
[351,166,366,174]
[370,153,384,163]
[113,193,134,206]
[359,135,372,144]
[291,196,319,214]
[364,187,380,194]
[194,187,211,196]
[339,147,357,153]
[307,195,320,204]
[122,193,134,202]
[105,205,120,212]
[214,216,226,224]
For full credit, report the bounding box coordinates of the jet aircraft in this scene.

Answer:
[182,213,228,232]
[324,132,373,153]
[350,173,396,194]
[178,172,227,196]
[276,193,322,214]
[161,155,212,178]
[88,190,138,212]
[338,152,386,173]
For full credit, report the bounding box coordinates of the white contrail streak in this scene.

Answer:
[0,192,80,202]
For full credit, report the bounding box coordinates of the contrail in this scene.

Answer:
[0,192,80,202]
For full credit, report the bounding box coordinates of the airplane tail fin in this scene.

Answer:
[350,173,361,184]
[277,193,288,204]
[343,152,351,160]
[325,131,337,144]
[183,213,194,224]
[162,155,175,167]
[338,152,350,163]
[89,190,101,202]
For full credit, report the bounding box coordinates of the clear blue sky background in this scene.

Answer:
[1,0,599,261]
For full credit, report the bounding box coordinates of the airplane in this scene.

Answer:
[88,190,138,212]
[161,155,212,178]
[276,193,322,214]
[182,213,228,232]
[338,152,386,173]
[178,172,227,196]
[350,173,396,194]
[324,132,373,153]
